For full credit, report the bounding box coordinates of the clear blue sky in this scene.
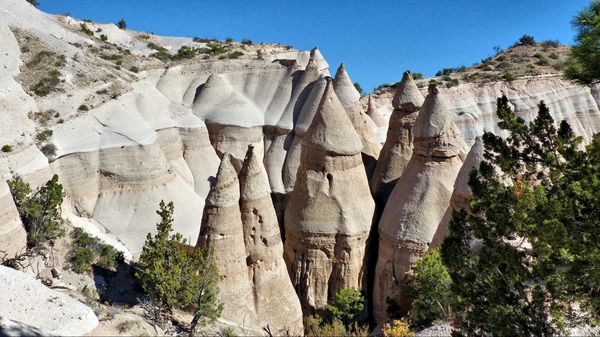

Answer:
[40,0,590,92]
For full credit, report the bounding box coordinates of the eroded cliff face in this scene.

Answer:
[368,76,600,144]
[283,79,375,312]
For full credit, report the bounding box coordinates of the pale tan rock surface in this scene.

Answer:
[373,85,465,324]
[371,71,425,202]
[238,146,303,336]
[0,265,98,336]
[284,79,374,311]
[430,137,484,248]
[196,154,259,333]
[0,162,27,258]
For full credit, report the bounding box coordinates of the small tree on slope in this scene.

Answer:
[441,96,600,336]
[136,200,222,329]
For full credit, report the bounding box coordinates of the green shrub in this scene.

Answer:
[220,327,237,337]
[70,246,94,273]
[1,145,12,153]
[35,130,53,143]
[241,38,253,45]
[325,287,365,330]
[100,34,108,42]
[549,52,560,60]
[117,19,126,30]
[536,57,549,66]
[353,82,364,95]
[406,248,454,329]
[8,175,65,248]
[69,227,122,274]
[227,51,244,59]
[78,104,89,111]
[136,200,223,323]
[129,66,139,73]
[514,34,536,47]
[80,23,94,37]
[304,315,347,337]
[224,37,233,43]
[30,70,61,96]
[412,72,423,80]
[172,46,196,60]
[40,143,57,157]
[502,71,515,82]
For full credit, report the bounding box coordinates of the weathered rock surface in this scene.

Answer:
[371,71,425,208]
[284,79,374,311]
[238,146,303,336]
[367,76,600,144]
[373,85,466,324]
[0,265,98,336]
[196,154,259,333]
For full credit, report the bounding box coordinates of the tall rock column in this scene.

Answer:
[333,63,382,179]
[238,145,303,336]
[284,78,375,312]
[373,85,465,324]
[370,71,425,206]
[196,154,258,332]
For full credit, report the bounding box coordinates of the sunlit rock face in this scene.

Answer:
[238,146,303,336]
[284,79,374,312]
[373,85,466,324]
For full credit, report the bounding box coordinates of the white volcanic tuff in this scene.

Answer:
[284,79,374,311]
[0,266,98,335]
[52,127,219,257]
[374,85,466,324]
[368,76,600,143]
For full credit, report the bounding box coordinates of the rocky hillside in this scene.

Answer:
[1,1,600,335]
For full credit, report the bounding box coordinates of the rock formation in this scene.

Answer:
[333,63,382,179]
[373,84,465,324]
[284,78,375,312]
[238,145,303,336]
[430,137,484,247]
[196,154,259,332]
[371,71,425,205]
[366,95,387,128]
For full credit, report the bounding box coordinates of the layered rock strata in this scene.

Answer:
[373,85,465,324]
[284,78,374,312]
[238,145,303,336]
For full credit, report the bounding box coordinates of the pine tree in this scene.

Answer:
[565,0,600,83]
[442,96,600,336]
[136,201,200,314]
[189,246,223,336]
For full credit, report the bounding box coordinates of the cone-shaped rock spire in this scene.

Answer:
[196,154,258,330]
[238,146,304,336]
[304,78,363,155]
[333,63,361,109]
[373,85,465,324]
[371,71,425,206]
[284,79,375,312]
[392,71,425,110]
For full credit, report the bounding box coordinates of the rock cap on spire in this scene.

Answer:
[303,78,363,155]
[392,71,425,111]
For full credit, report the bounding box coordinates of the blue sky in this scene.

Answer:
[40,0,590,92]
